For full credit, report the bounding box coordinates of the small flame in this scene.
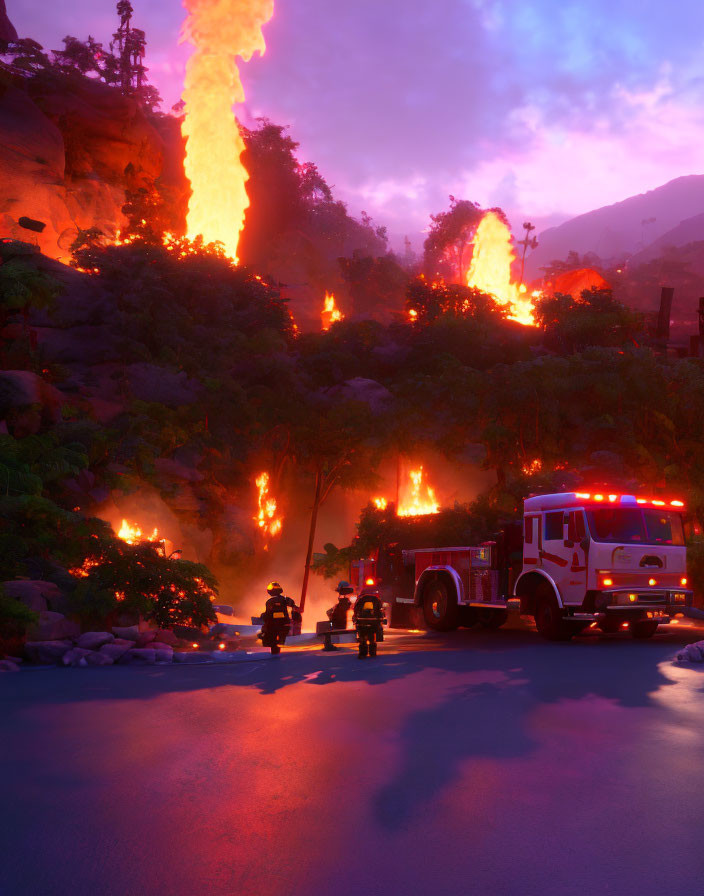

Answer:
[321,292,344,330]
[255,472,283,538]
[522,458,542,475]
[467,212,537,326]
[373,497,388,510]
[180,0,275,260]
[398,466,439,517]
[117,520,159,545]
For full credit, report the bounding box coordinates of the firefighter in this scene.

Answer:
[259,582,297,654]
[321,581,354,650]
[353,587,387,658]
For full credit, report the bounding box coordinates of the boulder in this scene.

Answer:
[62,647,93,667]
[24,640,73,664]
[0,659,20,672]
[2,580,64,614]
[153,648,174,664]
[118,648,156,665]
[678,642,704,663]
[26,611,79,642]
[98,642,132,663]
[151,629,179,646]
[84,651,114,666]
[112,625,140,641]
[150,642,174,652]
[135,630,157,647]
[0,371,65,433]
[173,651,212,664]
[77,631,114,651]
[125,363,201,407]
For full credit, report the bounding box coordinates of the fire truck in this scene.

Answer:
[350,492,693,640]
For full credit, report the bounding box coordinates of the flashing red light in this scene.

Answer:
[648,578,657,587]
[576,492,591,499]
[652,500,665,507]
[671,500,685,507]
[365,577,375,586]
[218,642,226,650]
[637,499,647,504]
[681,577,688,586]
[593,494,604,502]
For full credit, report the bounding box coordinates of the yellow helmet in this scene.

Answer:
[267,581,283,595]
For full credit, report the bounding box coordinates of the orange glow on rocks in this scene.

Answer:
[397,466,439,517]
[466,211,537,326]
[180,0,275,260]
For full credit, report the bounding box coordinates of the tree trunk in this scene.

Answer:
[299,467,323,613]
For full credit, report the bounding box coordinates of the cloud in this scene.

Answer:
[7,0,704,240]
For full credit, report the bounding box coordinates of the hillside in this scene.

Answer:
[527,175,704,276]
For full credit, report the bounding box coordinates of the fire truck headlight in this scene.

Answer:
[648,578,657,587]
[602,577,613,588]
[629,594,637,602]
[681,577,688,586]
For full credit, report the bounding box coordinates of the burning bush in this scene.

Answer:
[70,537,217,630]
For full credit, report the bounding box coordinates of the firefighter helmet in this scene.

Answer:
[335,580,354,595]
[267,581,283,596]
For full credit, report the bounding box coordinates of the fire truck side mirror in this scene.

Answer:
[579,535,591,553]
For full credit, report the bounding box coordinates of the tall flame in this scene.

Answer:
[180,0,275,261]
[467,212,536,326]
[255,472,283,538]
[321,292,344,330]
[397,467,440,517]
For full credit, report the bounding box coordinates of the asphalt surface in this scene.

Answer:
[3,620,704,896]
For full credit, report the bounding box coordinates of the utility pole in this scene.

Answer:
[518,221,538,285]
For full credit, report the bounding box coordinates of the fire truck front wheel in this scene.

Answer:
[534,586,572,641]
[422,580,459,631]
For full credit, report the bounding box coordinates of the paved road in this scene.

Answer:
[3,622,704,896]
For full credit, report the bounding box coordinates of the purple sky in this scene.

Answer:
[8,0,704,247]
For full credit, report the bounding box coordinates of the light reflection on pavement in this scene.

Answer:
[3,618,704,896]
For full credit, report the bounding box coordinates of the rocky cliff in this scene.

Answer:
[0,72,188,262]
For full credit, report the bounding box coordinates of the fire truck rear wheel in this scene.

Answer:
[477,608,508,629]
[423,580,459,631]
[630,620,658,639]
[534,588,572,641]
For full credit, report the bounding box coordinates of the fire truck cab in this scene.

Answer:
[352,491,693,640]
[515,492,692,639]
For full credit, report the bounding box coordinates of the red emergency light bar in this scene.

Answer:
[575,493,684,509]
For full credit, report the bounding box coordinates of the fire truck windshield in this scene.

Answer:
[585,507,684,546]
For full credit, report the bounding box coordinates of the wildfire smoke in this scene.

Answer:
[180,0,275,261]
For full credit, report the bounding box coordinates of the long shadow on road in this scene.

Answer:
[4,626,704,834]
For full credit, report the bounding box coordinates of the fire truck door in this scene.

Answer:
[523,515,540,566]
[561,510,588,604]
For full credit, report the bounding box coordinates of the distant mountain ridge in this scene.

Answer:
[526,175,704,276]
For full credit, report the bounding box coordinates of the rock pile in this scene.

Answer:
[676,641,704,663]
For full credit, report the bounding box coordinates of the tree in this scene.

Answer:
[423,197,484,283]
[534,288,644,353]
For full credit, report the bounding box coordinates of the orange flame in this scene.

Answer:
[117,519,159,545]
[180,0,275,261]
[373,497,388,510]
[321,292,344,330]
[397,466,440,517]
[255,472,283,538]
[466,212,537,326]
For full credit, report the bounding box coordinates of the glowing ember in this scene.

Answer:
[180,0,275,261]
[117,519,159,545]
[397,466,439,517]
[373,497,388,510]
[321,292,344,330]
[522,458,542,475]
[466,212,537,326]
[69,558,100,578]
[408,308,418,321]
[255,472,283,538]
